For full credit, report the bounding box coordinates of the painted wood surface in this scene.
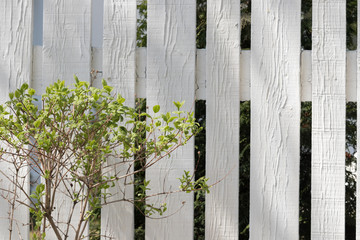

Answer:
[0,1,32,239]
[93,49,357,102]
[42,1,91,238]
[311,1,346,239]
[42,0,91,93]
[101,0,137,239]
[205,0,240,239]
[250,0,301,239]
[145,0,196,239]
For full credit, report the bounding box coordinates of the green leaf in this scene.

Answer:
[9,92,14,100]
[153,105,160,113]
[15,90,20,98]
[21,83,29,91]
[74,75,80,84]
[28,88,36,96]
[102,79,108,87]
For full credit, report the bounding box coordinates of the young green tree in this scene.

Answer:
[0,79,207,240]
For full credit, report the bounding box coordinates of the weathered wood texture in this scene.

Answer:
[41,0,91,93]
[111,49,357,102]
[0,1,32,239]
[311,1,346,239]
[145,0,196,239]
[250,0,301,239]
[101,0,137,239]
[205,0,240,239]
[42,1,91,239]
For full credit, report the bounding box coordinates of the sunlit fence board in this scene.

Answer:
[101,0,137,239]
[0,1,32,239]
[146,0,196,239]
[311,1,346,239]
[250,0,301,239]
[205,0,240,239]
[42,1,91,239]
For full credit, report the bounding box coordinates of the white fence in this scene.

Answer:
[0,0,357,239]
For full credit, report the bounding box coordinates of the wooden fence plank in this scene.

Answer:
[42,0,91,93]
[311,1,346,239]
[0,1,32,239]
[250,0,301,239]
[205,0,240,239]
[42,1,91,238]
[146,1,196,239]
[101,0,137,239]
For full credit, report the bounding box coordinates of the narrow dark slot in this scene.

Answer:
[239,101,250,240]
[299,102,312,240]
[301,0,312,50]
[345,102,357,240]
[240,0,251,49]
[193,100,206,240]
[196,0,207,49]
[33,0,43,46]
[347,0,357,50]
[88,188,101,240]
[134,98,147,240]
[137,1,147,48]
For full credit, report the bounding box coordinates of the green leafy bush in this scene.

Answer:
[0,78,205,240]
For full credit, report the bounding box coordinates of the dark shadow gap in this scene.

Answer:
[301,0,312,50]
[137,1,147,48]
[193,100,206,240]
[241,0,251,49]
[299,102,312,240]
[196,0,207,49]
[345,102,357,240]
[134,98,147,240]
[347,0,357,50]
[239,101,250,240]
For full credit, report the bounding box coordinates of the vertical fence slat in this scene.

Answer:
[250,0,301,239]
[0,1,32,239]
[146,1,196,239]
[205,1,240,239]
[101,0,136,239]
[311,1,346,239]
[42,1,91,238]
[42,0,91,92]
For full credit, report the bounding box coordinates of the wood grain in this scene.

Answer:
[250,0,301,239]
[0,1,32,239]
[311,0,346,239]
[145,0,196,239]
[205,0,240,239]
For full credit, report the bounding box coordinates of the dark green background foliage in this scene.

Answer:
[136,0,358,239]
